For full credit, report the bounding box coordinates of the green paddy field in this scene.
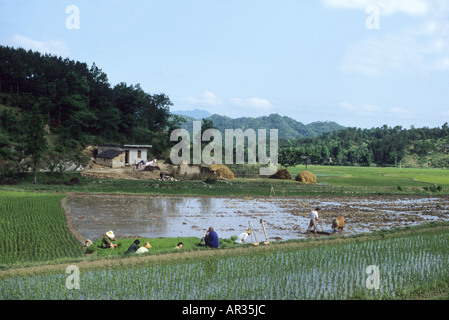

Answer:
[0,165,448,300]
[295,165,449,186]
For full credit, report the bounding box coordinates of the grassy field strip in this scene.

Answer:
[1,222,449,279]
[289,165,449,188]
[1,224,448,299]
[1,165,449,196]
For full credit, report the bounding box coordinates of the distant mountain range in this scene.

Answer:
[171,110,346,140]
[172,109,213,119]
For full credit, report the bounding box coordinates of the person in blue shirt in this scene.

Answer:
[204,226,219,248]
[126,239,140,254]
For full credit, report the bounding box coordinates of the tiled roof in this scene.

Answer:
[98,144,152,148]
[97,150,124,159]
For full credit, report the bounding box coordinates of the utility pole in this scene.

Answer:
[301,155,311,171]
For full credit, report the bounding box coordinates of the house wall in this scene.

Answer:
[97,146,149,166]
[96,157,112,167]
[96,153,125,168]
[111,153,126,168]
[128,149,147,165]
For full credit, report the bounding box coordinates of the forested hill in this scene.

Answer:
[279,125,449,168]
[0,45,176,143]
[175,113,345,140]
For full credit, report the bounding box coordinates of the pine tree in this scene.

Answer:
[23,105,47,184]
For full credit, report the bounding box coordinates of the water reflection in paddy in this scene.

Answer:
[67,195,449,241]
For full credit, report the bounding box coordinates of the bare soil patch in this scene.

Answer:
[81,161,175,180]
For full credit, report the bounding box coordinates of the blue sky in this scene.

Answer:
[1,0,448,128]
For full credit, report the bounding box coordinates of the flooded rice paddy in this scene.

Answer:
[67,195,449,241]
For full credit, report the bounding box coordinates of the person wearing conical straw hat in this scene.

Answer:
[101,230,118,249]
[306,207,321,234]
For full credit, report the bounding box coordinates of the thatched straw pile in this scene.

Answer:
[269,169,292,180]
[295,171,316,184]
[209,164,235,180]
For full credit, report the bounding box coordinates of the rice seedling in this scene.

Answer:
[0,190,84,266]
[1,230,448,300]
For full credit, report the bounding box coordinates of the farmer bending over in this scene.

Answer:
[136,242,152,254]
[235,229,251,244]
[126,239,141,254]
[175,242,183,249]
[204,226,219,248]
[101,230,118,249]
[306,207,321,234]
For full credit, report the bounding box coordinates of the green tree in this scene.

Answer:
[23,105,47,184]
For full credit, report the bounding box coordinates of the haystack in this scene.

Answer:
[209,164,234,180]
[295,171,316,184]
[269,169,292,180]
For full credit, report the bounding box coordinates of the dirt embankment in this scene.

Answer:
[81,161,175,180]
[61,197,86,247]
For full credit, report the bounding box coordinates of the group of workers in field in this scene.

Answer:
[97,228,218,253]
[97,208,345,253]
[99,230,184,253]
[98,225,244,253]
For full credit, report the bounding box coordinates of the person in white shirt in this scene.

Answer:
[135,241,152,254]
[306,207,321,234]
[235,229,252,244]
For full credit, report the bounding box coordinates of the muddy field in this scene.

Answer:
[80,160,175,180]
[67,194,449,241]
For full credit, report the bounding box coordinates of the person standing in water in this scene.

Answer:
[306,207,321,234]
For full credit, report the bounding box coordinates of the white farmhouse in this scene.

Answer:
[96,144,153,168]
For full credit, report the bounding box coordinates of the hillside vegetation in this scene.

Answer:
[279,125,449,168]
[0,46,182,177]
[175,113,345,140]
